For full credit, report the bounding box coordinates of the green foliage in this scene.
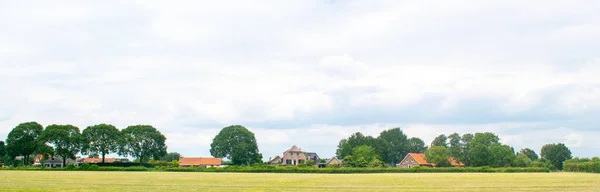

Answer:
[0,141,5,160]
[424,146,451,167]
[377,128,408,166]
[457,133,474,166]
[490,145,516,167]
[406,137,427,153]
[210,125,262,166]
[342,145,382,168]
[65,164,76,170]
[119,125,167,164]
[79,163,91,170]
[81,124,121,163]
[447,133,462,161]
[530,158,556,170]
[468,143,492,167]
[41,124,83,166]
[430,134,448,148]
[164,152,182,162]
[171,160,180,168]
[540,143,572,170]
[512,153,533,167]
[336,132,380,160]
[298,160,315,168]
[563,157,600,173]
[517,148,539,161]
[6,122,44,166]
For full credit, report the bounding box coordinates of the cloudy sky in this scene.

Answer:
[1,0,599,160]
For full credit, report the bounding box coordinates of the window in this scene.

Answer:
[286,160,292,165]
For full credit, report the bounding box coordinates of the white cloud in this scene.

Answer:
[1,0,600,158]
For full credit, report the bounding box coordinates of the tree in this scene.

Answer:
[541,143,572,170]
[447,133,462,163]
[406,137,427,153]
[490,144,515,167]
[81,124,121,163]
[335,132,383,160]
[5,122,44,166]
[0,141,5,160]
[210,125,261,166]
[377,128,408,166]
[40,124,83,167]
[342,145,382,168]
[120,125,167,164]
[164,152,182,162]
[431,134,448,147]
[467,132,500,167]
[517,148,538,161]
[513,153,532,167]
[458,133,474,166]
[468,143,492,167]
[424,146,451,167]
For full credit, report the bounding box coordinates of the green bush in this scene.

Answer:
[563,157,600,173]
[79,163,91,170]
[65,164,76,170]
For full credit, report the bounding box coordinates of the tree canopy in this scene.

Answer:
[406,137,427,153]
[40,124,83,166]
[490,144,516,167]
[210,125,261,166]
[81,124,122,163]
[5,122,44,166]
[342,145,384,168]
[377,128,408,166]
[119,125,167,164]
[430,134,448,148]
[541,143,572,170]
[424,145,451,167]
[163,152,182,162]
[518,148,539,161]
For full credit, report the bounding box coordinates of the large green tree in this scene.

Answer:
[377,128,408,166]
[119,125,167,164]
[163,152,182,162]
[540,143,572,170]
[431,134,448,147]
[406,137,427,153]
[40,124,83,167]
[490,144,516,167]
[447,133,462,162]
[458,133,474,166]
[517,148,539,161]
[467,132,500,167]
[6,122,44,166]
[210,125,261,166]
[81,124,122,163]
[424,145,451,167]
[342,145,384,168]
[512,153,533,167]
[0,141,5,160]
[335,132,383,160]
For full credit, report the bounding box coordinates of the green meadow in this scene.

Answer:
[1,171,598,191]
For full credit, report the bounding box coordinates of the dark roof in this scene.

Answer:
[305,152,319,159]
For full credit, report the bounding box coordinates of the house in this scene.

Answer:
[179,157,222,167]
[305,152,320,164]
[267,156,282,165]
[397,153,465,168]
[280,145,322,166]
[77,157,118,165]
[41,156,77,168]
[326,157,342,166]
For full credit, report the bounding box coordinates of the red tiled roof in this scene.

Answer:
[408,153,431,165]
[179,157,222,166]
[82,158,116,163]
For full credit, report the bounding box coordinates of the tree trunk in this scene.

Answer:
[63,157,66,168]
[24,155,29,166]
[102,153,105,164]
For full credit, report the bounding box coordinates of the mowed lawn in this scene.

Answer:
[0,171,598,192]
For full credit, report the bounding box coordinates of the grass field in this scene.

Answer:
[0,171,598,192]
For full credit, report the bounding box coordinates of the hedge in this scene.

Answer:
[0,166,549,173]
[563,158,600,173]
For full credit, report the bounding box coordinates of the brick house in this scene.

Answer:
[397,153,465,168]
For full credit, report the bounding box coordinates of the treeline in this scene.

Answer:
[1,122,170,167]
[563,157,600,173]
[334,128,573,170]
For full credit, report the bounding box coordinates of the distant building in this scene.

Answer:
[270,145,321,167]
[326,157,342,166]
[179,157,222,167]
[397,153,464,168]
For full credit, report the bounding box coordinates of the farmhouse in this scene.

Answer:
[397,153,464,168]
[179,157,222,167]
[267,156,282,165]
[41,156,77,168]
[326,156,342,166]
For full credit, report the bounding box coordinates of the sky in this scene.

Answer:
[1,0,599,160]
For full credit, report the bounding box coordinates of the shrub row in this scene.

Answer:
[563,159,600,173]
[0,166,549,173]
